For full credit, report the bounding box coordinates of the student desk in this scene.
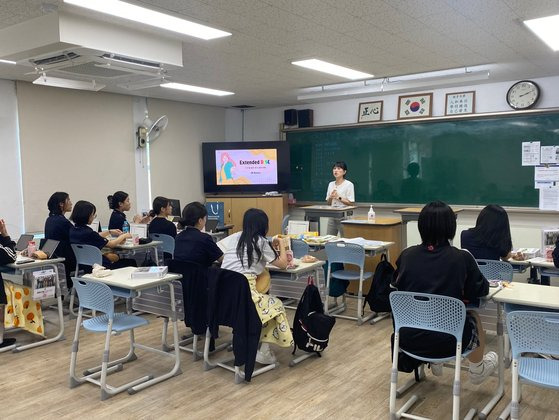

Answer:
[393,207,463,248]
[302,205,357,233]
[268,260,327,303]
[1,258,65,353]
[112,240,163,264]
[526,257,559,278]
[489,282,559,420]
[82,266,182,395]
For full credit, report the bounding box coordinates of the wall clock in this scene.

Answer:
[506,80,540,110]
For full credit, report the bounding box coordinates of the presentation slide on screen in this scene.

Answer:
[215,149,278,185]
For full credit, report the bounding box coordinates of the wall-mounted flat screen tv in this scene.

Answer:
[202,141,290,194]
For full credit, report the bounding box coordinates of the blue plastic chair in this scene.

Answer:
[389,291,474,420]
[476,259,513,281]
[149,233,175,259]
[324,241,372,324]
[291,238,309,259]
[69,279,149,400]
[506,310,559,420]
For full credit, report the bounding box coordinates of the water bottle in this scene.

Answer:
[122,220,130,234]
[367,205,376,222]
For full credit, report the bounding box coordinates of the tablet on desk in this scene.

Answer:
[40,239,59,258]
[15,234,34,252]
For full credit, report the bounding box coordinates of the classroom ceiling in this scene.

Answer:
[1,0,559,108]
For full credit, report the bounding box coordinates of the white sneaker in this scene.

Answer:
[430,362,443,377]
[255,347,277,365]
[469,351,498,385]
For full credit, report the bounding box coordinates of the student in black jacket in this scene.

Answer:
[461,204,513,261]
[44,192,76,287]
[0,218,17,347]
[392,201,497,385]
[147,196,177,238]
[107,191,150,231]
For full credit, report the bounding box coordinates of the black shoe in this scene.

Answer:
[527,277,540,284]
[0,337,16,348]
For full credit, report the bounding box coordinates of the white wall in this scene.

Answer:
[0,79,24,236]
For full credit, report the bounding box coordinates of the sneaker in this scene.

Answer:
[0,337,16,348]
[430,362,443,377]
[255,346,277,365]
[469,351,498,385]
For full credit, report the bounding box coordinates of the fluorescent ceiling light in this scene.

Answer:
[292,59,373,80]
[161,82,234,96]
[63,0,231,40]
[0,59,16,65]
[33,76,105,91]
[524,15,559,51]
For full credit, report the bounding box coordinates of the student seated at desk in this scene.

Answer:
[69,200,136,270]
[392,201,497,384]
[107,190,150,232]
[0,218,16,348]
[44,192,76,287]
[460,204,513,261]
[218,208,293,365]
[174,202,222,265]
[147,196,177,238]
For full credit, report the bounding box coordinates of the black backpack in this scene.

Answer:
[364,253,395,313]
[292,284,336,354]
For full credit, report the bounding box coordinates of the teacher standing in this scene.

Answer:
[325,161,355,235]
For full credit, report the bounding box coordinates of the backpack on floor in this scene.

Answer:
[292,284,336,354]
[364,253,395,313]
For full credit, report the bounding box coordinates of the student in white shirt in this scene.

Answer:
[325,161,355,235]
[219,208,293,364]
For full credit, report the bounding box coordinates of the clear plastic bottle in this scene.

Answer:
[367,205,376,222]
[122,219,130,234]
[27,240,36,255]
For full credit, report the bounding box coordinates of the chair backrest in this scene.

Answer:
[71,244,103,268]
[281,214,290,234]
[72,278,115,316]
[507,310,559,359]
[389,291,466,342]
[325,241,365,269]
[150,233,175,257]
[291,238,309,258]
[476,259,513,281]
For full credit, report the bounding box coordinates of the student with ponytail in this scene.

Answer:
[107,191,149,232]
[44,192,76,286]
[147,196,177,238]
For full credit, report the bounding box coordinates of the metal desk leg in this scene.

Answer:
[128,282,182,394]
[13,263,65,352]
[478,301,505,419]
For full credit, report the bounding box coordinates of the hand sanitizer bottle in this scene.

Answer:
[367,205,376,222]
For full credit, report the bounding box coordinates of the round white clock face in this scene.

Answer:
[506,80,540,110]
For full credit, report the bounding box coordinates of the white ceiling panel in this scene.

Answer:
[0,0,558,107]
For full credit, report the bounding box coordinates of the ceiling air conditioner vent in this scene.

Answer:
[30,51,81,67]
[101,53,161,69]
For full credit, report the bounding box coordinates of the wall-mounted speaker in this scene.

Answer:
[284,109,297,126]
[297,109,314,128]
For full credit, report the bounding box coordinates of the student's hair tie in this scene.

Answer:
[427,245,434,251]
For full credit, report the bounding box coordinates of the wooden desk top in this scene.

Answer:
[493,282,559,310]
[341,217,402,226]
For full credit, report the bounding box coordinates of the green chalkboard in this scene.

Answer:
[287,111,559,207]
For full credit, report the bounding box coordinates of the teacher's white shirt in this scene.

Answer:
[326,179,355,207]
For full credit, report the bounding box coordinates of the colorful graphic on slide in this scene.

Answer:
[216,149,278,185]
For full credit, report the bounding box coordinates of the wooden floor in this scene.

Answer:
[2,299,558,420]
